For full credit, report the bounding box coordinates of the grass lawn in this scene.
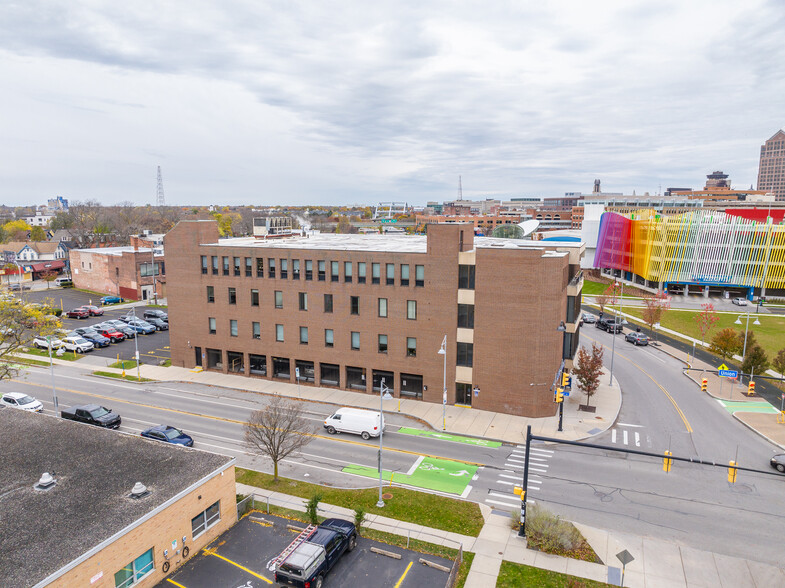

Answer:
[583,279,640,298]
[93,370,152,382]
[236,467,484,537]
[496,561,610,587]
[616,306,785,360]
[109,360,139,369]
[23,348,81,361]
[15,357,50,367]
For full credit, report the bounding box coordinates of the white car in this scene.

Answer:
[32,336,63,350]
[732,297,748,306]
[61,336,95,353]
[1,392,44,413]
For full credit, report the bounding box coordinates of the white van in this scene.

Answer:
[324,408,384,440]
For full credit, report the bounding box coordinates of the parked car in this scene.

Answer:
[625,332,649,346]
[93,325,126,343]
[81,305,104,316]
[596,317,624,333]
[145,317,168,331]
[143,309,168,322]
[324,407,384,440]
[103,320,137,338]
[581,313,597,324]
[8,283,30,291]
[124,319,156,335]
[141,425,194,447]
[1,392,44,413]
[273,519,357,588]
[100,295,124,305]
[61,404,121,428]
[73,328,111,347]
[54,277,73,287]
[32,336,63,349]
[771,454,785,473]
[732,297,748,306]
[61,336,95,353]
[65,308,90,319]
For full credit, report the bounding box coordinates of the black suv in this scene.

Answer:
[143,309,168,322]
[596,317,623,333]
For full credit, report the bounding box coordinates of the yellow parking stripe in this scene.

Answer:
[166,579,187,588]
[202,548,273,584]
[394,561,414,588]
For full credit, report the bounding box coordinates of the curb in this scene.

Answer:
[731,413,785,451]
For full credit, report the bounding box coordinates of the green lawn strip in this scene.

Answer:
[496,560,610,587]
[343,456,477,495]
[4,357,47,368]
[109,360,139,369]
[583,279,642,298]
[397,427,502,448]
[93,371,152,382]
[22,348,81,361]
[161,359,172,367]
[145,303,168,309]
[235,467,483,536]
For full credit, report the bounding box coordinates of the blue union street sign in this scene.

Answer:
[719,369,738,378]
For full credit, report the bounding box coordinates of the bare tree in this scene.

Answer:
[694,303,719,351]
[243,395,313,481]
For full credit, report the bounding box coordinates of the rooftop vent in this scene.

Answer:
[34,472,56,492]
[129,482,151,500]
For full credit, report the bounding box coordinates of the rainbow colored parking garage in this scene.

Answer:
[594,209,785,299]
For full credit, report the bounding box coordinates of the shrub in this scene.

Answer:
[354,507,366,535]
[525,504,580,553]
[306,492,322,525]
[509,509,520,531]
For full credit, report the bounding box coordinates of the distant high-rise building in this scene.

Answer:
[757,129,785,201]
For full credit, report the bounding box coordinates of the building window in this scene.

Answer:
[331,261,339,282]
[406,300,417,320]
[458,265,475,289]
[191,500,221,539]
[318,260,326,281]
[256,257,264,278]
[378,298,388,317]
[300,326,308,344]
[274,291,283,308]
[114,547,154,588]
[233,257,241,276]
[292,259,300,279]
[324,294,333,313]
[344,261,353,282]
[305,260,313,280]
[351,331,360,350]
[207,286,214,303]
[358,262,366,284]
[268,258,276,278]
[386,263,394,285]
[140,262,160,277]
[407,337,417,357]
[222,256,229,276]
[325,329,334,347]
[251,289,259,306]
[457,342,473,367]
[252,321,260,339]
[206,348,222,369]
[400,264,409,286]
[228,287,236,304]
[230,319,238,337]
[201,255,208,274]
[280,259,288,279]
[299,292,308,311]
[350,296,359,315]
[245,257,252,277]
[276,324,284,342]
[211,256,218,275]
[378,334,388,353]
[458,304,474,328]
[372,263,380,284]
[208,317,216,334]
[249,354,266,375]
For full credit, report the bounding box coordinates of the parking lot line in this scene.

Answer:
[201,548,273,584]
[394,561,414,588]
[166,579,187,588]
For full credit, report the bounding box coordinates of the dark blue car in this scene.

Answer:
[74,328,111,347]
[141,425,194,447]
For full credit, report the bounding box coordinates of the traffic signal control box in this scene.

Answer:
[701,378,708,393]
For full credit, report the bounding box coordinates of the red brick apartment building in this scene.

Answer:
[165,221,584,417]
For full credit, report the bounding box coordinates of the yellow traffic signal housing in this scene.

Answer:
[663,450,673,473]
[561,372,570,387]
[701,378,708,393]
[728,460,738,483]
[747,381,755,396]
[555,388,564,403]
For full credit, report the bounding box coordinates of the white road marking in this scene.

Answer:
[617,423,644,428]
[460,485,473,499]
[529,457,548,462]
[612,429,617,443]
[499,474,522,480]
[489,491,519,501]
[496,480,516,486]
[485,498,523,508]
[506,457,526,464]
[635,432,641,447]
[526,479,542,485]
[528,467,548,473]
[406,456,425,476]
[529,448,554,454]
[623,430,629,445]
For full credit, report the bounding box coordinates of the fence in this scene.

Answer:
[445,543,463,588]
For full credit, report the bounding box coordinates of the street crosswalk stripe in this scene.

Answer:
[623,430,628,445]
[496,480,516,485]
[506,457,526,463]
[635,432,640,447]
[526,479,542,485]
[529,467,548,473]
[485,498,519,508]
[489,491,518,500]
[612,429,616,443]
[529,457,548,462]
[530,448,554,454]
[499,474,522,480]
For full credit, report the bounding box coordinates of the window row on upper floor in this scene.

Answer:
[200,255,425,287]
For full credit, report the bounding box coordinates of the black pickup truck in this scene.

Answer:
[61,404,121,429]
[273,518,357,588]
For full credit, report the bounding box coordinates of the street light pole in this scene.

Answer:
[438,335,447,431]
[377,377,393,508]
[132,306,141,380]
[734,310,760,388]
[608,281,623,385]
[47,336,59,415]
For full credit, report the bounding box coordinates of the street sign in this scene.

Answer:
[717,363,729,371]
[616,549,635,566]
[719,369,738,378]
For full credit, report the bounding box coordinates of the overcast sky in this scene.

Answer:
[1,1,783,207]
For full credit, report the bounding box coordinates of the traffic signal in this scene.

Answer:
[747,381,756,396]
[554,388,564,403]
[728,460,737,483]
[701,378,708,393]
[561,372,571,388]
[663,450,673,473]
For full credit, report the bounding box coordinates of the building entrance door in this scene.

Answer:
[456,383,472,406]
[141,285,154,300]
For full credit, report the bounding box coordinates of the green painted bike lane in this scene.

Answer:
[717,399,779,414]
[342,456,478,496]
[396,427,502,448]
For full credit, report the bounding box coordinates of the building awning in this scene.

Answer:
[30,260,65,272]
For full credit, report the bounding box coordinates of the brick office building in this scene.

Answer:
[165,221,583,417]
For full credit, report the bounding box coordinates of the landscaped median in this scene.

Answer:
[92,371,153,382]
[496,561,610,587]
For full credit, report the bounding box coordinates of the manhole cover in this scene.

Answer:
[382,493,393,500]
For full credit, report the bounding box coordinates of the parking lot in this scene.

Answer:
[19,287,170,364]
[158,514,453,588]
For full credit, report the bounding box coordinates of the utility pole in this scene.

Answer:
[156,166,166,206]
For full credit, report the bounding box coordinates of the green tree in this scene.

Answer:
[742,345,769,380]
[772,348,785,390]
[29,226,46,241]
[2,220,31,242]
[572,342,605,408]
[710,328,740,360]
[0,295,62,380]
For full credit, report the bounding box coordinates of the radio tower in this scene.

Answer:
[458,175,463,201]
[156,166,166,206]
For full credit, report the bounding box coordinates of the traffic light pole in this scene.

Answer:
[518,425,532,537]
[557,401,564,432]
